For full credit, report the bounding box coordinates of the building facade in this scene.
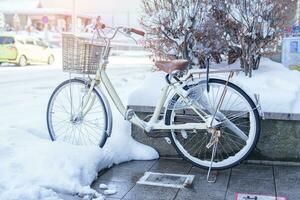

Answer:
[0,0,93,32]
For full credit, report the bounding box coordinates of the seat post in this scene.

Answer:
[165,72,183,85]
[165,74,172,84]
[173,75,182,84]
[206,58,210,92]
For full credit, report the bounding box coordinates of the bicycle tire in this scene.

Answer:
[47,78,112,147]
[165,78,261,170]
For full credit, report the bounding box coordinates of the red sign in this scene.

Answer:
[235,193,287,200]
[42,16,48,24]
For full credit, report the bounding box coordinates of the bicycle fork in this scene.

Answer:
[74,79,98,120]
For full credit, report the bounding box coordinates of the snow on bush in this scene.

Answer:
[141,0,226,68]
[140,0,295,77]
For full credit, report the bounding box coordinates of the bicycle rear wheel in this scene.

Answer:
[47,78,111,147]
[165,79,260,170]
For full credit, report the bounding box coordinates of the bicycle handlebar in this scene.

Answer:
[94,16,145,37]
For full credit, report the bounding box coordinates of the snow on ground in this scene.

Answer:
[232,58,300,113]
[0,51,158,199]
[129,58,300,114]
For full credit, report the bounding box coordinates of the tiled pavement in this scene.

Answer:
[62,158,300,200]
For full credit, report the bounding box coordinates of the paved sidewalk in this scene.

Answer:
[89,158,300,200]
[61,158,300,200]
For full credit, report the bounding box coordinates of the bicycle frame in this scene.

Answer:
[76,27,249,139]
[70,27,209,133]
[95,68,208,132]
[77,58,208,133]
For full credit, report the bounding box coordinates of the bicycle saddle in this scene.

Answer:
[155,59,189,74]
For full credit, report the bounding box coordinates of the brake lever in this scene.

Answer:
[129,35,138,45]
[122,28,131,35]
[120,29,138,44]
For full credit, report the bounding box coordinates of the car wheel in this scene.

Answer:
[18,56,27,67]
[48,55,54,65]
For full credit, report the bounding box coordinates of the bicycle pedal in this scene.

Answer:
[206,138,219,149]
[181,129,188,139]
[124,109,135,120]
[165,137,172,144]
[206,130,221,149]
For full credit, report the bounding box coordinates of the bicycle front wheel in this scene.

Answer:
[47,78,111,147]
[165,79,260,170]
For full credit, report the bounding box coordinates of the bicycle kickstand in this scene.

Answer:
[206,136,219,183]
[207,143,218,183]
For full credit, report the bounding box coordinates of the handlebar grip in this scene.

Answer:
[130,28,145,36]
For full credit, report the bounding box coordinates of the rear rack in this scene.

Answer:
[189,68,243,76]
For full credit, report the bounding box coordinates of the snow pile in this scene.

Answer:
[232,58,300,113]
[0,130,108,199]
[98,183,117,196]
[102,107,159,165]
[0,104,158,199]
[129,58,300,114]
[0,53,158,199]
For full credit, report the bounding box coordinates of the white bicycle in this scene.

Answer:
[47,20,261,171]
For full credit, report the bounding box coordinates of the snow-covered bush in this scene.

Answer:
[141,0,295,77]
[140,0,226,68]
[212,0,295,77]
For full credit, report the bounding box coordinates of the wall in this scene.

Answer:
[130,106,300,162]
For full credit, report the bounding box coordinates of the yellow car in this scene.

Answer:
[0,34,55,66]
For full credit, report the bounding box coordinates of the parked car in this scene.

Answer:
[0,34,55,66]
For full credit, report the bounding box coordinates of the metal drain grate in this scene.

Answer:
[137,172,194,188]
